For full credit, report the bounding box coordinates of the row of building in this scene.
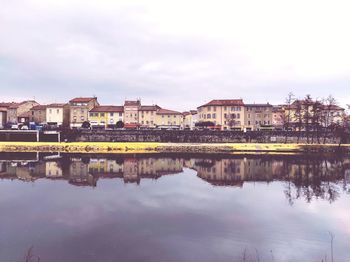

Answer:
[0,97,346,130]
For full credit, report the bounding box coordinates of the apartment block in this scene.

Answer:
[197,99,245,130]
[182,110,198,130]
[89,106,124,128]
[244,103,273,130]
[46,103,70,127]
[155,108,183,129]
[69,97,99,128]
[139,105,160,128]
[30,105,47,124]
[123,100,141,124]
[0,102,17,128]
[7,100,39,124]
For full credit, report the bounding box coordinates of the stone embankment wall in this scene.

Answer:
[69,130,346,144]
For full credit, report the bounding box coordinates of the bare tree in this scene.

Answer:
[310,99,323,144]
[322,95,338,144]
[303,95,313,144]
[293,100,303,143]
[283,92,295,143]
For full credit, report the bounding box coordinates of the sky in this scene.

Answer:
[1,0,350,111]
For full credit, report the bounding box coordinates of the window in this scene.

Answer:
[49,109,52,114]
[81,109,85,114]
[213,106,216,111]
[207,113,211,119]
[100,113,105,117]
[248,114,250,118]
[248,121,251,125]
[208,106,211,111]
[224,113,227,118]
[224,106,227,111]
[81,116,84,121]
[57,109,59,114]
[110,113,114,116]
[212,113,216,118]
[119,112,122,117]
[237,113,240,118]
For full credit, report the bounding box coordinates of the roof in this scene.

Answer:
[90,106,124,112]
[0,102,18,108]
[47,103,67,108]
[139,105,161,111]
[198,99,244,108]
[8,100,38,109]
[17,111,31,118]
[69,97,97,103]
[31,105,47,110]
[124,100,141,106]
[245,103,272,107]
[157,108,182,115]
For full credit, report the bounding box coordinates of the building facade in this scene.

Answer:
[197,99,245,130]
[139,105,160,128]
[182,110,198,130]
[123,100,141,125]
[7,100,39,124]
[46,103,70,127]
[30,105,47,124]
[155,108,183,129]
[88,106,124,128]
[244,103,273,131]
[69,97,99,128]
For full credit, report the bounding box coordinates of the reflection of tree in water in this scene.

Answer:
[282,156,349,205]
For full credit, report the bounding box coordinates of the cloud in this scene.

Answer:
[0,0,350,110]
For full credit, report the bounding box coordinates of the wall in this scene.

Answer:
[72,130,346,144]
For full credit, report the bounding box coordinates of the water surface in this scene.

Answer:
[0,153,349,262]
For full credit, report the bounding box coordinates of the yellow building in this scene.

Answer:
[197,99,245,130]
[155,108,183,129]
[139,105,160,128]
[88,106,124,128]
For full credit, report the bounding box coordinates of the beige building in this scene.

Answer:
[197,99,245,130]
[30,105,47,124]
[155,108,183,129]
[272,106,285,130]
[7,100,39,124]
[46,103,70,127]
[244,103,273,131]
[182,110,198,130]
[88,106,124,128]
[0,102,17,128]
[69,97,99,128]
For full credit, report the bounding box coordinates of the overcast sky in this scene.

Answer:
[1,0,349,110]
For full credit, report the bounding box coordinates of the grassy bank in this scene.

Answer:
[0,141,349,154]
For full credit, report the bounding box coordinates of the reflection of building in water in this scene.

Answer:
[88,157,183,184]
[69,158,96,187]
[46,161,63,178]
[0,161,45,181]
[193,158,280,186]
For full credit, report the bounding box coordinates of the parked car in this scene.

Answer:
[21,125,29,130]
[11,124,19,130]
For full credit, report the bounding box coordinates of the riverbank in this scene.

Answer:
[0,142,349,154]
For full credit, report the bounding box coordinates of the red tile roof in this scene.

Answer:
[47,103,67,108]
[0,102,18,108]
[90,106,124,112]
[124,100,141,106]
[18,111,31,118]
[157,108,182,115]
[140,105,161,111]
[31,105,47,110]
[198,99,244,108]
[69,97,97,103]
